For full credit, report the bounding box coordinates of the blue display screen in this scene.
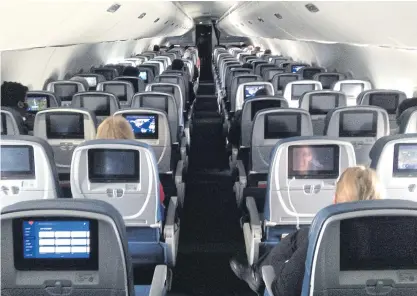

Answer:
[244,85,265,100]
[125,115,157,139]
[139,71,148,82]
[23,220,90,259]
[292,65,305,73]
[26,96,48,112]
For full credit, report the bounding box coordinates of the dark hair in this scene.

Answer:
[397,98,417,124]
[1,81,28,107]
[254,88,268,97]
[242,63,253,70]
[122,66,139,77]
[264,49,272,54]
[172,59,185,71]
[153,45,160,52]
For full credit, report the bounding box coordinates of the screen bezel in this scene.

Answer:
[309,94,339,115]
[88,149,140,183]
[45,113,85,139]
[244,84,266,100]
[25,95,50,114]
[1,145,35,180]
[80,96,111,117]
[339,111,378,137]
[124,113,159,140]
[287,144,340,179]
[369,93,399,114]
[1,112,7,135]
[104,84,128,102]
[264,113,301,139]
[393,143,417,178]
[54,84,78,102]
[291,84,315,99]
[13,217,99,271]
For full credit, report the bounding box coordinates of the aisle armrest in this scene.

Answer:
[164,196,180,267]
[234,159,248,206]
[175,160,184,185]
[149,265,169,296]
[243,196,262,265]
[262,266,276,296]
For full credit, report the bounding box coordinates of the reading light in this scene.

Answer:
[107,3,121,13]
[154,18,160,23]
[199,21,203,24]
[138,12,146,19]
[274,13,283,19]
[305,3,319,13]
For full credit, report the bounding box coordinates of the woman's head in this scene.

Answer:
[96,116,134,140]
[293,146,313,173]
[335,166,384,203]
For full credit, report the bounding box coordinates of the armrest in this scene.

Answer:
[175,160,184,185]
[149,265,168,296]
[163,196,180,267]
[164,196,178,230]
[236,160,247,187]
[180,136,187,159]
[246,196,261,229]
[262,266,276,296]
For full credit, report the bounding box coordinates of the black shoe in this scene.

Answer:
[229,257,263,293]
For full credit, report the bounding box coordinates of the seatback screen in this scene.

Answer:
[46,113,85,139]
[340,216,417,271]
[160,77,178,85]
[309,94,339,115]
[244,85,265,100]
[88,149,140,183]
[303,69,321,80]
[119,78,139,93]
[278,75,297,91]
[140,96,168,113]
[95,69,114,80]
[341,83,364,97]
[139,71,148,83]
[125,114,158,139]
[339,111,377,137]
[319,75,339,89]
[25,96,49,113]
[291,65,305,73]
[264,113,301,139]
[291,84,315,99]
[54,84,78,102]
[369,93,399,114]
[1,113,7,135]
[251,100,283,120]
[84,77,97,88]
[266,69,285,81]
[288,145,340,179]
[152,85,174,95]
[1,146,35,180]
[393,143,417,177]
[104,84,127,102]
[13,218,98,270]
[80,96,110,116]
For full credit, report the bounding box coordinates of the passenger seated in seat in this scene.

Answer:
[184,51,199,82]
[171,59,196,104]
[264,49,272,55]
[396,97,417,125]
[153,44,160,52]
[122,66,140,77]
[227,88,268,147]
[96,116,166,206]
[1,81,29,132]
[230,166,384,296]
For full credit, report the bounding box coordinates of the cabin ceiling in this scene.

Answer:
[177,1,237,19]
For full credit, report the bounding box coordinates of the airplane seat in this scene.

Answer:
[369,133,417,200]
[325,105,390,165]
[222,62,242,89]
[270,73,299,96]
[24,91,61,133]
[283,80,323,108]
[313,72,346,90]
[299,90,348,135]
[257,65,280,78]
[114,76,146,94]
[33,108,97,183]
[234,108,313,207]
[398,106,417,134]
[0,107,27,135]
[145,83,184,128]
[70,139,180,268]
[71,92,120,124]
[357,89,407,133]
[70,76,89,92]
[92,66,119,80]
[138,65,157,82]
[153,75,188,109]
[46,81,86,107]
[244,137,356,266]
[229,75,264,115]
[1,199,173,296]
[225,68,252,97]
[234,82,275,113]
[263,68,286,82]
[96,81,135,108]
[114,109,186,206]
[333,79,372,106]
[264,200,417,296]
[0,135,62,209]
[270,57,288,66]
[297,67,325,80]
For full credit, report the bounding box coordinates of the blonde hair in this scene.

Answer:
[335,166,384,203]
[96,116,134,140]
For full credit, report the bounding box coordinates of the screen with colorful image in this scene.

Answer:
[139,71,148,82]
[125,114,158,139]
[291,65,305,73]
[26,96,48,113]
[84,77,97,88]
[393,143,417,177]
[244,85,265,100]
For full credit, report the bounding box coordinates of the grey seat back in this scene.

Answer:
[241,97,289,147]
[297,67,325,80]
[265,137,356,226]
[92,67,119,80]
[251,109,313,173]
[398,106,417,134]
[72,92,120,124]
[271,73,299,94]
[226,68,252,94]
[313,72,345,89]
[235,82,275,112]
[114,109,172,173]
[325,106,390,165]
[257,64,279,78]
[145,83,184,127]
[0,136,60,209]
[263,68,286,81]
[114,76,145,94]
[0,107,26,135]
[34,108,97,175]
[283,80,323,108]
[154,75,187,107]
[71,139,162,228]
[131,92,179,143]
[46,81,86,106]
[370,134,417,200]
[286,63,309,73]
[96,81,135,106]
[299,91,348,135]
[230,74,263,111]
[333,79,372,106]
[357,89,407,132]
[1,199,134,296]
[303,200,417,296]
[221,61,241,87]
